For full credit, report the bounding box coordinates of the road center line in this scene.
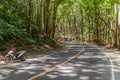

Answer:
[28,46,84,80]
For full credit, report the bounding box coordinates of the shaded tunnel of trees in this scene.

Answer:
[0,0,120,49]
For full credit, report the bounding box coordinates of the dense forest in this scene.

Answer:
[0,0,120,49]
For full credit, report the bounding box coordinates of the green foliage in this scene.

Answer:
[0,19,27,42]
[0,0,118,46]
[23,38,37,44]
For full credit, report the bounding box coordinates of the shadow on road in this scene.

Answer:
[0,43,120,80]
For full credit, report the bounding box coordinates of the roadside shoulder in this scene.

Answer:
[95,45,120,67]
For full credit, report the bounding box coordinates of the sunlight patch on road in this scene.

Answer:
[60,73,78,77]
[15,70,36,75]
[94,77,103,79]
[79,76,89,80]
[46,74,58,78]
[18,65,41,70]
[0,75,6,80]
[82,69,94,72]
[0,69,14,75]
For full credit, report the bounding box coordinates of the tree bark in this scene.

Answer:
[114,3,118,47]
[118,3,120,49]
[28,0,32,36]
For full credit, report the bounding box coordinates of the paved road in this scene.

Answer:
[0,42,120,80]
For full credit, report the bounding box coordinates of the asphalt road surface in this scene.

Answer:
[0,42,120,80]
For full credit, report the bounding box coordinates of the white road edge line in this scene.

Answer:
[94,45,115,80]
[85,43,115,80]
[104,53,115,80]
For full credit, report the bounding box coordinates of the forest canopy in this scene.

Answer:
[0,0,120,48]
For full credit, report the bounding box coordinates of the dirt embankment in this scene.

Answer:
[0,42,66,65]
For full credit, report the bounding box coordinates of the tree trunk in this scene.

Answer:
[28,0,32,36]
[114,3,118,47]
[51,1,63,38]
[118,3,120,49]
[51,3,57,38]
[43,0,50,38]
[94,11,99,44]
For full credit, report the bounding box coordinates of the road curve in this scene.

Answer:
[0,42,120,80]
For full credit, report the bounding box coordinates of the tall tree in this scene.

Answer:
[28,0,32,36]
